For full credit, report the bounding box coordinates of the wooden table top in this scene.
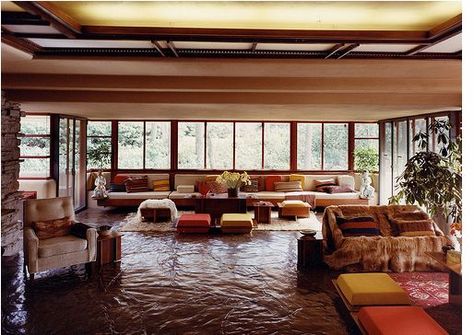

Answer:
[426,252,461,276]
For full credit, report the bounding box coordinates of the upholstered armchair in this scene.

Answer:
[23,196,97,279]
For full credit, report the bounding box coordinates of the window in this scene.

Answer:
[409,118,427,157]
[20,115,50,178]
[145,122,171,169]
[323,123,348,170]
[354,123,379,172]
[235,123,262,170]
[178,122,205,169]
[118,122,144,169]
[206,122,233,170]
[87,121,112,170]
[297,123,322,170]
[264,123,290,170]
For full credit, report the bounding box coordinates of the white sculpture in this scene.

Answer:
[92,170,108,199]
[360,171,375,199]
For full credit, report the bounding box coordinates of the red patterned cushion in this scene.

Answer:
[124,177,149,193]
[196,181,210,195]
[265,175,282,191]
[113,174,131,185]
[33,216,74,240]
[336,216,380,237]
[207,180,227,194]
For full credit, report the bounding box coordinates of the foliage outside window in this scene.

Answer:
[118,122,144,169]
[235,122,262,170]
[178,122,205,169]
[206,122,233,170]
[145,122,171,169]
[264,123,290,170]
[20,115,50,178]
[87,121,112,170]
[323,123,348,170]
[297,123,322,170]
[354,123,379,172]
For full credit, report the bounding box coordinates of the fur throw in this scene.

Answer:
[322,205,448,272]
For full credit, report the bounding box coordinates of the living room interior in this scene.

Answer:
[0,1,465,334]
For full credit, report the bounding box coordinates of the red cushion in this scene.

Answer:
[196,181,211,195]
[358,306,448,335]
[113,174,131,185]
[265,175,282,191]
[178,214,211,227]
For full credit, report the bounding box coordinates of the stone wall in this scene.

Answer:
[1,93,24,256]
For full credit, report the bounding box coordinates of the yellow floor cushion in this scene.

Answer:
[336,273,411,306]
[221,213,253,227]
[281,200,306,208]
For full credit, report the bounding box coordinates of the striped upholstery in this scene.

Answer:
[125,177,149,193]
[392,219,436,237]
[274,181,303,192]
[336,215,380,237]
[153,179,170,191]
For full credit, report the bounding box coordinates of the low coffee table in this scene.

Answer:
[426,252,462,305]
[194,193,247,226]
[253,201,273,224]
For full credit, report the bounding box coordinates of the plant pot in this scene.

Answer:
[227,188,239,198]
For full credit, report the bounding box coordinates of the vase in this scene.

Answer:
[227,188,239,198]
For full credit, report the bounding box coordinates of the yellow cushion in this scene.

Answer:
[289,174,305,187]
[221,213,253,227]
[281,200,306,208]
[153,179,170,191]
[336,273,411,306]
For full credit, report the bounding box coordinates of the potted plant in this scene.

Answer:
[354,146,378,199]
[216,171,251,197]
[390,120,462,236]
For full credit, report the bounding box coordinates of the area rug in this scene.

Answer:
[390,272,461,335]
[120,210,321,232]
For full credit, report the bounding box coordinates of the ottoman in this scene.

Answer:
[177,214,211,233]
[220,213,253,234]
[335,273,411,310]
[277,200,311,220]
[357,306,448,335]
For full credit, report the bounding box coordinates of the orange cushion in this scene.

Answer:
[113,174,131,185]
[196,181,211,195]
[265,175,282,191]
[33,216,74,240]
[358,306,448,335]
[178,214,211,227]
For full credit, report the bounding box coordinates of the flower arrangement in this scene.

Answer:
[216,171,251,190]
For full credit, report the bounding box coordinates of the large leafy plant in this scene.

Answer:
[390,120,461,222]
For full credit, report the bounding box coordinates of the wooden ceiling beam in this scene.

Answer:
[167,41,179,57]
[151,40,166,57]
[13,1,82,38]
[1,11,49,25]
[1,31,42,55]
[251,42,258,52]
[336,44,359,59]
[405,44,431,56]
[429,14,462,40]
[324,43,345,59]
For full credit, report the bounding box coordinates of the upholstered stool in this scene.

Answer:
[277,200,311,220]
[220,213,253,234]
[357,306,448,335]
[177,214,211,233]
[334,273,411,310]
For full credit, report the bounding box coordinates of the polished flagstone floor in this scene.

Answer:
[1,208,460,334]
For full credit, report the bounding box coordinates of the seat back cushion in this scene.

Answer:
[265,175,283,191]
[391,219,436,237]
[33,216,74,240]
[337,175,355,189]
[289,174,305,186]
[336,215,381,237]
[274,181,303,192]
[313,178,337,192]
[24,196,75,228]
[153,179,170,191]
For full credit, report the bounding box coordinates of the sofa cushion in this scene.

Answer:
[337,175,355,189]
[336,215,380,237]
[153,179,170,191]
[265,175,282,191]
[391,219,436,237]
[336,273,411,306]
[207,180,227,194]
[196,181,211,195]
[314,178,336,189]
[125,176,149,193]
[33,216,74,240]
[255,191,286,200]
[113,174,131,185]
[249,176,266,192]
[241,178,259,192]
[107,191,170,200]
[274,181,303,192]
[324,185,355,194]
[289,174,305,186]
[109,183,126,192]
[358,306,448,335]
[176,185,195,193]
[38,235,88,258]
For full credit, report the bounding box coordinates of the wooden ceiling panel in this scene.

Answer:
[423,33,462,53]
[26,38,155,49]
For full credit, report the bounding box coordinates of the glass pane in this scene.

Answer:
[20,158,50,178]
[355,123,379,138]
[393,120,408,187]
[430,115,450,154]
[87,138,112,169]
[323,123,348,170]
[145,122,171,169]
[206,122,233,170]
[297,123,322,170]
[58,118,69,197]
[354,139,379,172]
[20,137,50,156]
[235,123,262,170]
[263,123,290,170]
[380,122,393,204]
[87,121,111,136]
[409,118,427,157]
[20,115,50,135]
[178,122,205,169]
[118,122,144,169]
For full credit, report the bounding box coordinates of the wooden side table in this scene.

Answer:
[297,233,324,270]
[253,201,273,224]
[426,252,462,305]
[97,234,122,267]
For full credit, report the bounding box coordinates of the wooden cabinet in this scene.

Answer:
[194,194,247,225]
[97,234,122,266]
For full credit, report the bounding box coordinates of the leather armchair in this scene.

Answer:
[23,196,97,279]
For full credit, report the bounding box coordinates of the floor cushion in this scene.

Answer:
[221,213,253,234]
[358,306,448,335]
[336,273,411,306]
[177,214,211,233]
[281,200,306,207]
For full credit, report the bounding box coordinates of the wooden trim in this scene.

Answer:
[1,32,42,55]
[429,14,462,39]
[324,43,345,59]
[167,41,179,57]
[151,40,166,57]
[405,44,431,56]
[290,122,298,171]
[111,121,118,171]
[348,122,355,171]
[336,43,360,59]
[250,42,258,52]
[13,1,81,38]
